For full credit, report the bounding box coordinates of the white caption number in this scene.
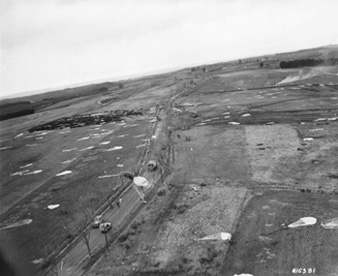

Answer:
[292,268,316,274]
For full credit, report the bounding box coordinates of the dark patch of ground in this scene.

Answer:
[28,110,143,132]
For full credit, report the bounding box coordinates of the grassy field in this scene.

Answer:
[222,191,338,276]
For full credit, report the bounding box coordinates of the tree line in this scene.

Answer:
[280,58,338,69]
[0,101,35,121]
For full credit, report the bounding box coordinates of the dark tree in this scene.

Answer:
[67,193,99,258]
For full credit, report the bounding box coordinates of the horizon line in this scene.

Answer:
[2,43,337,101]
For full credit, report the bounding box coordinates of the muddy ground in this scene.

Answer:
[1,47,338,276]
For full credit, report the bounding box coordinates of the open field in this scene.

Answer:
[0,75,187,275]
[223,191,338,276]
[1,46,338,276]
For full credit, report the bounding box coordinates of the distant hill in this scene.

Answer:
[1,44,337,121]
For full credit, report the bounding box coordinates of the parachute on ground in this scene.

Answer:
[321,217,338,229]
[119,171,155,203]
[288,217,317,228]
[196,232,231,241]
[47,204,60,210]
[0,219,33,230]
[133,176,152,189]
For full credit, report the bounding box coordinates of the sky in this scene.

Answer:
[1,0,338,98]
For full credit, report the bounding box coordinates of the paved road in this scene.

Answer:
[50,182,147,276]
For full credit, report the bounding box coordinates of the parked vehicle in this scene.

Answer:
[92,215,103,228]
[100,222,112,233]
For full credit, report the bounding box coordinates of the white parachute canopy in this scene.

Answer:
[47,204,60,210]
[321,217,338,229]
[288,217,317,228]
[56,170,72,177]
[133,176,152,189]
[0,219,33,230]
[197,232,232,241]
